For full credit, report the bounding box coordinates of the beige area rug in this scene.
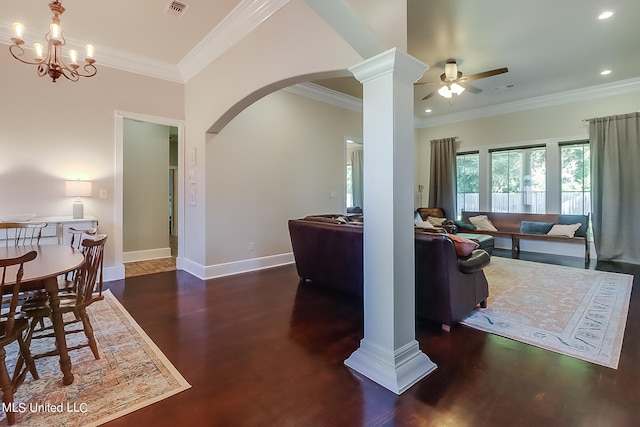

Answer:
[461,257,633,369]
[0,290,190,426]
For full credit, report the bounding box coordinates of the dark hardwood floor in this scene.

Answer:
[103,250,640,427]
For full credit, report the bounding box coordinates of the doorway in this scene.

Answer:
[115,111,185,279]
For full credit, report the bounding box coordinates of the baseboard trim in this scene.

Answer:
[104,265,126,282]
[122,247,172,263]
[202,252,294,280]
[105,252,295,283]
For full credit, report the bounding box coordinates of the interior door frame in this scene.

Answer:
[115,110,185,278]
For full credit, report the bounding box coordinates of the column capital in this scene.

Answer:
[349,47,429,84]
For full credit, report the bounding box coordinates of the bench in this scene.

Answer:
[460,211,590,263]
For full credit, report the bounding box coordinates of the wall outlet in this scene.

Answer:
[249,242,255,251]
[99,189,107,199]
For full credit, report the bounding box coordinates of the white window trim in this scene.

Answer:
[457,134,588,214]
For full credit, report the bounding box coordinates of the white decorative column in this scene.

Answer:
[344,48,436,394]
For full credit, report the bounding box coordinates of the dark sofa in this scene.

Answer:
[288,216,490,330]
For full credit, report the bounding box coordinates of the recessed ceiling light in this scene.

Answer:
[601,69,612,76]
[598,11,614,20]
[425,109,432,113]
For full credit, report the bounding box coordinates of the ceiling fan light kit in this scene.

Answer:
[419,58,509,101]
[438,83,465,99]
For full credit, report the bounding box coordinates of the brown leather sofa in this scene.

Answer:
[288,216,490,330]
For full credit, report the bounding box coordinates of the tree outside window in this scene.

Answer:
[491,146,546,213]
[456,152,479,218]
[561,142,590,214]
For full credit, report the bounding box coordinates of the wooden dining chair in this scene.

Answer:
[58,226,98,292]
[68,226,97,250]
[0,222,47,247]
[20,234,107,363]
[0,250,40,425]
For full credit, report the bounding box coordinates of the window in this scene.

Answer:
[456,152,479,218]
[491,146,546,213]
[560,142,590,214]
[346,163,353,208]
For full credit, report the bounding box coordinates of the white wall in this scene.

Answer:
[205,89,362,269]
[123,119,170,259]
[184,0,363,271]
[0,52,184,271]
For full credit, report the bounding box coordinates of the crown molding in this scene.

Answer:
[414,76,640,128]
[284,82,362,112]
[282,78,640,128]
[1,0,291,84]
[0,23,183,83]
[178,0,291,83]
[89,45,184,83]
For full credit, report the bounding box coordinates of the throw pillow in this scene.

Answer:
[468,215,498,231]
[448,234,480,257]
[547,223,581,238]
[427,216,447,227]
[558,215,588,237]
[520,221,555,234]
[454,219,476,231]
[415,220,436,230]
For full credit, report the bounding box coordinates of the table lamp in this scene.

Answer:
[65,180,92,219]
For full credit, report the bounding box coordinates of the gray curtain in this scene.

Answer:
[351,148,364,210]
[589,112,640,264]
[428,137,457,218]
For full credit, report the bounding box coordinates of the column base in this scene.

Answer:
[344,339,437,394]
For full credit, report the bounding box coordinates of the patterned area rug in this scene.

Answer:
[0,290,190,426]
[461,257,633,369]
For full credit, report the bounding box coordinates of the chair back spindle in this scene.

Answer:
[0,223,47,247]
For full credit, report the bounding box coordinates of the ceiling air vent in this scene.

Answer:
[165,1,190,18]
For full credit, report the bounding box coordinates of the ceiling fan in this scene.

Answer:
[417,59,508,100]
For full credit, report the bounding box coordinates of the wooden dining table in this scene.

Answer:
[0,244,85,386]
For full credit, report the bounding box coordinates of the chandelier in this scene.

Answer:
[9,1,96,82]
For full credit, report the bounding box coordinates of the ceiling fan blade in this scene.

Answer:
[421,90,437,101]
[461,67,508,82]
[414,81,437,86]
[461,83,483,94]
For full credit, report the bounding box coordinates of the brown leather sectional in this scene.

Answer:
[288,216,491,330]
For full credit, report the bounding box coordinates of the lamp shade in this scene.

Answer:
[65,180,92,197]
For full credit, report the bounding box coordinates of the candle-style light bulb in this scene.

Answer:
[50,23,62,43]
[11,22,25,45]
[69,49,78,65]
[85,44,95,64]
[13,22,25,39]
[34,43,44,60]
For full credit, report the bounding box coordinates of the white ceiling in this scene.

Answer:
[2,0,639,121]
